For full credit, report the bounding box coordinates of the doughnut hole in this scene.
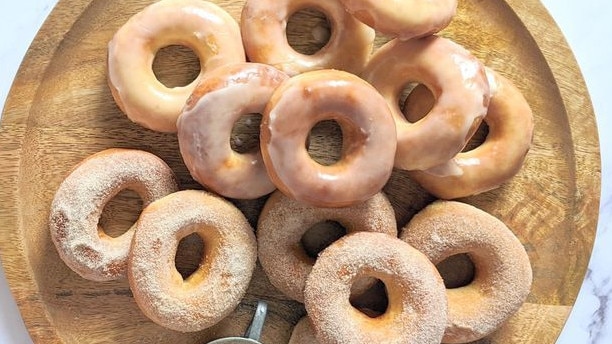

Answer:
[174,233,206,280]
[152,44,201,88]
[398,82,430,121]
[230,113,263,154]
[307,120,343,166]
[98,189,142,238]
[435,253,476,289]
[286,8,331,55]
[301,220,347,258]
[462,121,489,152]
[402,84,489,151]
[349,278,389,318]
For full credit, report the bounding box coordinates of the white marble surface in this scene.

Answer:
[0,1,610,343]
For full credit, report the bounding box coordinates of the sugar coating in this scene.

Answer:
[127,190,257,333]
[48,148,178,281]
[257,191,397,302]
[400,200,533,343]
[304,232,447,344]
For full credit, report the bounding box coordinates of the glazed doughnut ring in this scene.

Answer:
[361,35,490,171]
[128,190,257,332]
[339,0,457,40]
[405,70,534,199]
[177,63,289,199]
[304,232,448,344]
[240,0,375,76]
[261,69,397,207]
[400,201,533,343]
[48,148,178,281]
[257,190,397,302]
[107,0,245,132]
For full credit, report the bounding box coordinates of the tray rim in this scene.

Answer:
[0,0,601,342]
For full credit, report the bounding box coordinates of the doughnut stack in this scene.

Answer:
[49,0,536,342]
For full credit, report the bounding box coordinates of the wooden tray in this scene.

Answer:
[0,0,600,343]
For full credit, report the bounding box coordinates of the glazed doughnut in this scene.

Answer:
[261,69,397,207]
[339,0,457,40]
[107,0,245,132]
[48,148,178,281]
[404,70,534,199]
[257,190,397,302]
[128,190,257,332]
[240,0,375,76]
[304,232,448,344]
[361,35,490,171]
[177,63,289,199]
[400,200,532,343]
[288,317,318,344]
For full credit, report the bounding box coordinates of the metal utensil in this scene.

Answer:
[207,301,268,344]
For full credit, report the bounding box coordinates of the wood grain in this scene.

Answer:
[0,0,600,343]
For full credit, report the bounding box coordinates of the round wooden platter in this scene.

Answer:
[0,0,600,343]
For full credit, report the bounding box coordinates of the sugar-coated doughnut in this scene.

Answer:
[261,69,397,207]
[107,0,245,132]
[339,0,457,40]
[128,190,257,332]
[400,201,532,343]
[240,0,375,76]
[404,70,534,199]
[304,232,448,344]
[177,63,289,199]
[48,148,178,281]
[257,191,397,302]
[288,317,318,344]
[361,36,490,171]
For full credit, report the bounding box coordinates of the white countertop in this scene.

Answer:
[0,1,610,343]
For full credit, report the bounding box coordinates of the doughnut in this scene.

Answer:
[257,190,397,302]
[240,0,375,76]
[48,148,178,281]
[400,200,532,343]
[404,70,534,199]
[107,0,245,132]
[288,317,318,344]
[304,232,448,344]
[261,69,397,207]
[361,35,490,171]
[128,190,257,332]
[177,63,289,199]
[339,0,457,40]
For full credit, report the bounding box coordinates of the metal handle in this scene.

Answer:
[244,301,268,341]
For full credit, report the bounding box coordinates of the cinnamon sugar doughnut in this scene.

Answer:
[361,36,490,171]
[128,190,257,332]
[304,232,448,344]
[400,201,532,343]
[48,148,178,281]
[404,70,534,199]
[261,69,397,208]
[177,63,289,199]
[339,0,457,40]
[107,0,245,132]
[257,191,397,302]
[240,0,375,76]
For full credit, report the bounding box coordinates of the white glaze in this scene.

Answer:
[361,35,490,171]
[177,63,288,199]
[107,0,245,132]
[261,69,397,207]
[340,0,457,40]
[241,0,375,76]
